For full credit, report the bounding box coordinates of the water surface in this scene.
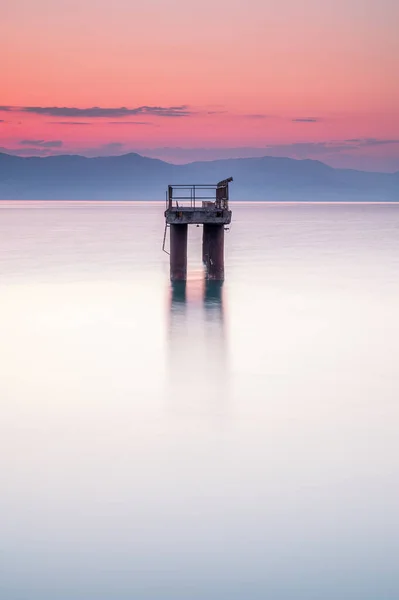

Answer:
[1,201,399,599]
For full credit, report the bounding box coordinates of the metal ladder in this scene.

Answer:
[162,223,170,255]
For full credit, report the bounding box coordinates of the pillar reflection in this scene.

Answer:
[166,276,229,419]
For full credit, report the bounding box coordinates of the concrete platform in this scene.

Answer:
[165,206,232,225]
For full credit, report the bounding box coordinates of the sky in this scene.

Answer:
[1,0,399,170]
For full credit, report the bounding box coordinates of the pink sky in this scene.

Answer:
[1,0,399,170]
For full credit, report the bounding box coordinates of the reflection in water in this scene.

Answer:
[170,280,187,306]
[170,279,224,320]
[167,277,229,419]
[204,280,223,304]
[204,280,224,321]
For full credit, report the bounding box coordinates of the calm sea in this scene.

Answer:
[1,201,399,600]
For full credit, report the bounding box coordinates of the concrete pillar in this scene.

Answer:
[203,224,225,280]
[170,224,188,281]
[202,224,210,265]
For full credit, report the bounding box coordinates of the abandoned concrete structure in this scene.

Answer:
[163,178,233,281]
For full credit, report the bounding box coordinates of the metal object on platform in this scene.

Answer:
[164,178,233,281]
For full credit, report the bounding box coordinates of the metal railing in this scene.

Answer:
[165,178,232,211]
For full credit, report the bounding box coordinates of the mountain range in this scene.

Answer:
[0,152,398,201]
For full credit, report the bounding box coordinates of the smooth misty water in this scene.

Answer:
[1,201,399,600]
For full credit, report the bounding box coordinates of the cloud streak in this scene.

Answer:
[101,142,124,150]
[49,121,92,126]
[242,114,273,119]
[0,146,57,157]
[346,137,399,146]
[19,105,192,118]
[108,121,153,125]
[292,118,320,122]
[20,139,63,147]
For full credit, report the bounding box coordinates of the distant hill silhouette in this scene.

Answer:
[0,152,398,201]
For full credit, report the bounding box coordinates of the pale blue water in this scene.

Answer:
[0,201,399,600]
